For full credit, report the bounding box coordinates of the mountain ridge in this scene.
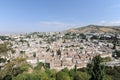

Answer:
[66,25,120,33]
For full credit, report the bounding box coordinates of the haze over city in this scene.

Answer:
[1,0,120,33]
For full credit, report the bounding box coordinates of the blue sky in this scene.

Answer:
[0,0,120,33]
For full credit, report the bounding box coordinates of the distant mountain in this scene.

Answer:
[67,25,120,33]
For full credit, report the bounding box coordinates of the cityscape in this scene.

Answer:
[0,0,120,80]
[0,25,120,80]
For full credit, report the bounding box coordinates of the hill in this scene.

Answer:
[67,25,120,33]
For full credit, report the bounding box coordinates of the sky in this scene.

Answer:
[0,0,120,33]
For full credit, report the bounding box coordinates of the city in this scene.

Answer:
[0,0,120,80]
[0,25,120,70]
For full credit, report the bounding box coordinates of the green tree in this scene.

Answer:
[0,57,29,79]
[57,49,61,56]
[3,74,12,80]
[34,62,44,70]
[80,34,86,39]
[90,35,99,40]
[45,69,57,80]
[74,65,77,72]
[115,50,120,58]
[112,34,118,49]
[33,52,36,58]
[101,57,112,62]
[56,71,70,80]
[105,66,120,80]
[13,70,48,80]
[62,67,69,73]
[88,55,105,80]
[73,71,90,80]
[0,58,6,63]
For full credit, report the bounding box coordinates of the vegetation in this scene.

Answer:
[33,52,36,58]
[0,55,120,80]
[0,43,119,80]
[105,66,120,80]
[0,57,30,80]
[63,32,86,39]
[88,55,105,80]
[90,35,99,40]
[115,50,120,58]
[102,57,112,62]
[0,36,9,41]
[0,57,6,63]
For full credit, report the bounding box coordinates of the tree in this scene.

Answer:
[0,57,29,79]
[45,69,57,80]
[62,67,68,72]
[88,55,105,80]
[112,34,118,49]
[115,50,120,58]
[101,57,112,62]
[33,52,36,58]
[105,66,120,80]
[112,41,116,49]
[57,49,61,56]
[34,62,44,70]
[3,74,12,80]
[74,65,77,72]
[0,58,6,63]
[79,33,86,39]
[56,71,70,80]
[57,49,61,59]
[73,71,90,80]
[90,35,99,40]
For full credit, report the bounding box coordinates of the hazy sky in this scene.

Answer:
[0,0,120,33]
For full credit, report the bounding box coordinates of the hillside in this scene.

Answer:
[67,25,120,33]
